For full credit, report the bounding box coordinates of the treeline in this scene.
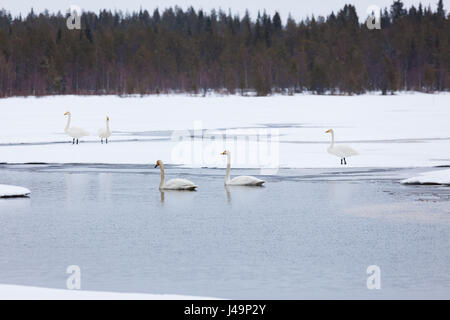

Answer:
[0,0,448,97]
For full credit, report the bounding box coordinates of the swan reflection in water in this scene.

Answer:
[225,185,231,203]
[224,184,267,204]
[159,189,198,205]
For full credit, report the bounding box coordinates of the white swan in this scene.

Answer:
[221,150,265,186]
[325,129,358,165]
[64,112,89,144]
[98,115,112,144]
[154,160,198,190]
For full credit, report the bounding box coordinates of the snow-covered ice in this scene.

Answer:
[0,184,30,198]
[0,93,449,169]
[401,168,450,185]
[0,284,217,300]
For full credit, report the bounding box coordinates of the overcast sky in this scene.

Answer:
[1,0,445,21]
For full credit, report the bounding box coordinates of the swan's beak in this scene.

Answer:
[325,129,331,133]
[154,164,158,168]
[64,112,69,116]
[221,151,226,155]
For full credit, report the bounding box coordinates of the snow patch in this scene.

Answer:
[401,169,450,185]
[0,284,217,300]
[0,185,31,198]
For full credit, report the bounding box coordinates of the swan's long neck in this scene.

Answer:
[225,152,231,184]
[106,120,110,134]
[65,114,71,132]
[329,131,335,148]
[159,163,165,189]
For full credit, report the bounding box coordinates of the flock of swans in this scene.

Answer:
[64,111,111,144]
[63,111,359,190]
[154,150,267,190]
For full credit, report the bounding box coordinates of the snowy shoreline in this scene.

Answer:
[401,168,450,186]
[0,184,31,198]
[0,284,217,300]
[0,93,449,169]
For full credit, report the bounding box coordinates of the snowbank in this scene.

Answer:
[401,168,450,185]
[0,284,216,300]
[0,184,31,198]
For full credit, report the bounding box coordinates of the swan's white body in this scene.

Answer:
[227,175,265,186]
[98,116,112,143]
[64,112,89,141]
[155,160,198,190]
[328,145,358,158]
[222,150,265,186]
[326,129,358,164]
[162,178,198,190]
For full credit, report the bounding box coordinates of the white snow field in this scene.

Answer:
[0,284,216,300]
[0,93,449,169]
[0,184,30,198]
[401,168,450,185]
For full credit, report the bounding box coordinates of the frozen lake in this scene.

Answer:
[0,164,449,299]
[0,94,449,168]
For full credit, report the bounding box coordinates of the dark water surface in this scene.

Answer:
[0,164,449,299]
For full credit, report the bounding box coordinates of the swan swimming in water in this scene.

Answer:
[325,129,358,165]
[98,115,112,144]
[221,150,265,186]
[154,160,198,190]
[64,111,89,144]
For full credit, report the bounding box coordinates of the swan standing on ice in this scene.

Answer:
[221,150,265,186]
[325,129,358,165]
[98,116,111,144]
[64,112,89,144]
[154,160,198,190]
